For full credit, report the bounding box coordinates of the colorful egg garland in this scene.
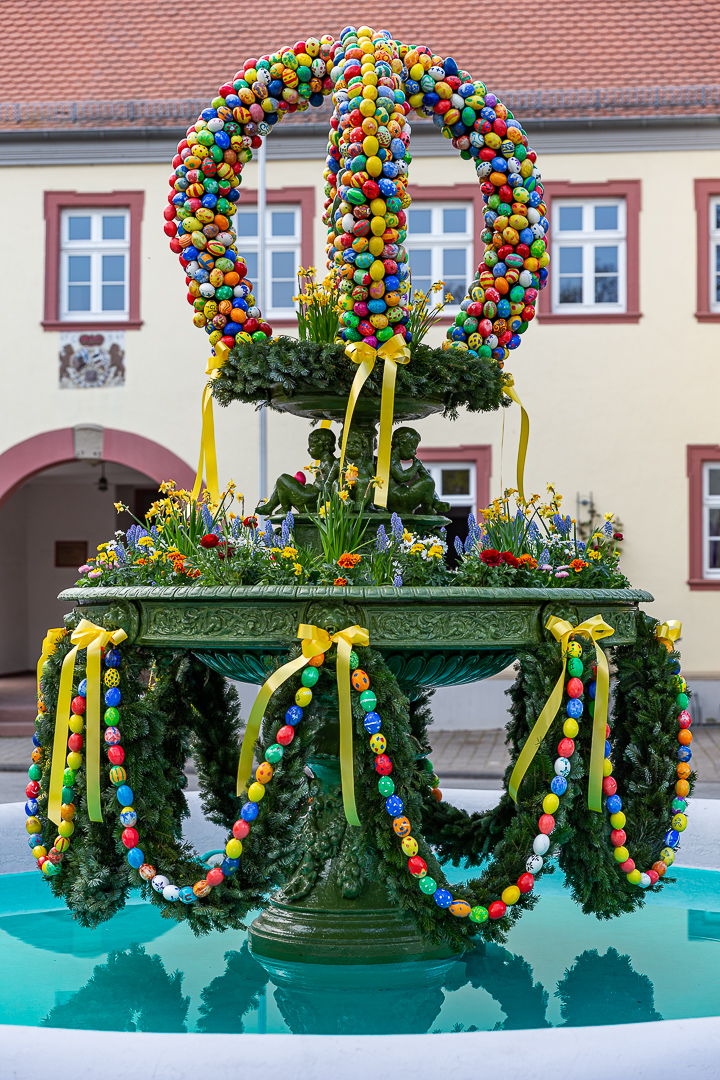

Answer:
[166,27,547,369]
[25,688,79,877]
[601,645,692,887]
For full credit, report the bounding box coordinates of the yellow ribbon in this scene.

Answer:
[237,622,369,827]
[501,375,529,504]
[48,619,128,827]
[656,620,682,652]
[191,342,229,505]
[37,628,67,701]
[509,614,615,813]
[339,334,410,508]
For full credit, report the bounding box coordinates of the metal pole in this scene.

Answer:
[257,136,268,502]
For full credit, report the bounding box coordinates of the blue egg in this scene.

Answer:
[28,835,40,848]
[678,746,692,762]
[364,712,382,734]
[589,681,596,700]
[105,649,121,669]
[116,785,134,805]
[25,799,39,816]
[433,888,453,908]
[497,299,511,318]
[378,178,396,197]
[201,107,218,121]
[551,776,567,796]
[32,733,42,747]
[201,193,218,209]
[606,794,622,814]
[605,740,612,757]
[241,801,259,822]
[285,705,303,726]
[493,262,507,278]
[384,275,400,292]
[179,886,195,904]
[78,678,88,697]
[566,699,583,719]
[119,808,137,827]
[519,228,534,246]
[664,829,680,848]
[385,795,403,816]
[214,131,230,150]
[382,161,398,178]
[105,687,121,707]
[221,857,240,876]
[127,847,145,868]
[367,300,387,314]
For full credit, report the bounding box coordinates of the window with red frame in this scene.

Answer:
[687,445,720,589]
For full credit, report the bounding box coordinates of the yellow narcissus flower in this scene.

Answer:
[338,489,350,502]
[293,562,303,576]
[402,530,414,543]
[113,502,128,513]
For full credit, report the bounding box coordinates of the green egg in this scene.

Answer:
[349,651,360,669]
[567,658,583,678]
[419,876,437,895]
[265,744,284,765]
[378,776,394,796]
[301,667,319,688]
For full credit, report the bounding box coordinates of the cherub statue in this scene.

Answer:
[386,427,451,515]
[340,427,377,512]
[256,426,338,515]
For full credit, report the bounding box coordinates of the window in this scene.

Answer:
[703,462,720,579]
[423,461,476,509]
[43,191,144,330]
[405,202,473,309]
[234,205,301,318]
[59,209,130,321]
[710,197,720,313]
[687,445,720,589]
[551,199,626,313]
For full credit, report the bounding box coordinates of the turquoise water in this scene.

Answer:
[2,867,720,1034]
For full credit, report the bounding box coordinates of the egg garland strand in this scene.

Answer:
[601,647,692,887]
[352,654,582,928]
[166,27,548,370]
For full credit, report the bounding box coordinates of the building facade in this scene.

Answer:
[1,2,718,722]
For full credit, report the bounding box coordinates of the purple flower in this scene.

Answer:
[555,570,569,578]
[393,573,403,586]
[376,525,389,553]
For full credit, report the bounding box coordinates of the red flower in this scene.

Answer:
[333,577,348,586]
[613,532,623,541]
[200,534,220,548]
[480,549,503,566]
[217,541,233,561]
[501,551,520,568]
[243,516,258,529]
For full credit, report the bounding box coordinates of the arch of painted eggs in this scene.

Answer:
[165,27,549,367]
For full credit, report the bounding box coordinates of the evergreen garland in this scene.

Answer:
[211,337,507,420]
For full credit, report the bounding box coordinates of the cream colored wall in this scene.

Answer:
[3,145,718,674]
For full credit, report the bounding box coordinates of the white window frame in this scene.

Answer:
[703,461,720,579]
[551,198,626,315]
[710,196,720,313]
[59,208,130,321]
[405,202,473,313]
[424,461,476,509]
[233,204,301,320]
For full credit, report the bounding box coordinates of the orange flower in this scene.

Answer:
[333,577,348,586]
[570,558,588,573]
[337,552,362,569]
[517,554,538,569]
[187,568,202,578]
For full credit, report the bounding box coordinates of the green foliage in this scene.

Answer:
[211,337,506,419]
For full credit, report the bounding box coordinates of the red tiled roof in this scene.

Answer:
[1,0,719,128]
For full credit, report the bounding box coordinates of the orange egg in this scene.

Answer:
[224,271,240,287]
[677,762,692,779]
[676,779,690,798]
[678,729,692,746]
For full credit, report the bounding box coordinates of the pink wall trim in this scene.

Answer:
[694,180,720,322]
[417,444,492,514]
[0,428,194,510]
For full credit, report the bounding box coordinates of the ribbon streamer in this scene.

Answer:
[237,622,369,827]
[501,375,530,504]
[48,619,128,827]
[656,620,682,652]
[339,334,411,507]
[508,614,615,813]
[191,342,228,505]
[37,628,67,700]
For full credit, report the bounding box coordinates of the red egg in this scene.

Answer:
[602,776,617,796]
[276,725,295,746]
[233,819,250,840]
[558,738,575,758]
[206,868,224,886]
[678,710,692,729]
[517,873,534,893]
[488,900,507,920]
[539,814,555,835]
[567,677,584,699]
[108,745,125,765]
[647,870,659,884]
[375,754,392,776]
[71,696,86,715]
[68,733,83,753]
[620,858,635,873]
[611,829,627,847]
[122,828,139,848]
[26,781,40,798]
[408,856,427,878]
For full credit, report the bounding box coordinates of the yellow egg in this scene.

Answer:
[613,846,629,863]
[563,718,579,738]
[26,817,41,834]
[32,845,47,859]
[370,217,386,237]
[362,135,379,157]
[69,716,84,734]
[366,156,382,177]
[542,793,559,815]
[626,869,642,884]
[226,838,243,858]
[58,820,74,838]
[359,97,376,115]
[368,235,384,255]
[247,782,265,803]
[66,752,82,771]
[567,642,582,658]
[295,686,312,707]
[603,758,613,777]
[610,811,626,829]
[502,885,521,906]
[401,835,418,856]
[369,260,385,280]
[369,198,386,217]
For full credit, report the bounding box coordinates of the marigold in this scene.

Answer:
[427,545,444,559]
[338,552,361,569]
[570,558,589,572]
[409,543,425,555]
[281,546,298,559]
[137,537,154,548]
[517,554,538,569]
[293,562,303,576]
[333,577,348,586]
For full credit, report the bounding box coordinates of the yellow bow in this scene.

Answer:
[509,614,615,813]
[656,620,682,652]
[37,628,67,702]
[237,622,369,827]
[191,341,229,506]
[339,334,411,508]
[501,374,530,504]
[48,619,128,826]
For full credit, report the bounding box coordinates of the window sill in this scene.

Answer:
[695,312,720,323]
[43,319,143,331]
[688,578,720,590]
[537,312,642,325]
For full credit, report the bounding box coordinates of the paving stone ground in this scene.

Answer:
[3,727,720,801]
